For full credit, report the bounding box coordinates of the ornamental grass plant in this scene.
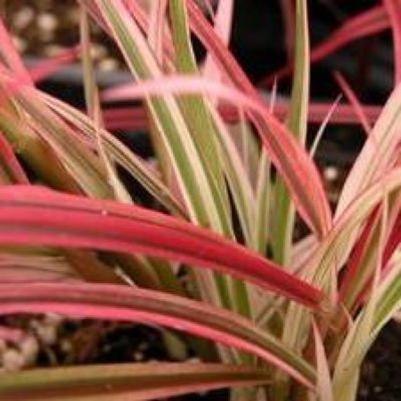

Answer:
[0,1,400,400]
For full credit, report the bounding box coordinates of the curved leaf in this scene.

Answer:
[0,185,322,308]
[0,282,315,387]
[40,92,186,217]
[383,0,401,84]
[273,0,310,265]
[186,0,331,237]
[0,362,270,401]
[101,102,382,131]
[103,75,332,237]
[336,83,401,217]
[261,5,389,86]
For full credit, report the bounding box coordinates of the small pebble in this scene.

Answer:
[30,320,57,345]
[19,336,39,365]
[324,165,339,181]
[98,58,119,72]
[37,13,58,32]
[13,7,35,30]
[36,325,57,346]
[90,44,107,60]
[2,349,25,372]
[133,351,144,361]
[12,36,27,52]
[43,44,63,57]
[60,339,73,353]
[374,386,382,393]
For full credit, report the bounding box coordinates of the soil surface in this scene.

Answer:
[359,322,401,401]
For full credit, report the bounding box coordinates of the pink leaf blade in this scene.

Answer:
[0,16,32,85]
[103,75,332,237]
[29,46,81,83]
[333,71,372,135]
[383,0,401,85]
[261,5,389,86]
[0,185,324,309]
[0,362,271,400]
[102,102,382,131]
[0,282,316,387]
